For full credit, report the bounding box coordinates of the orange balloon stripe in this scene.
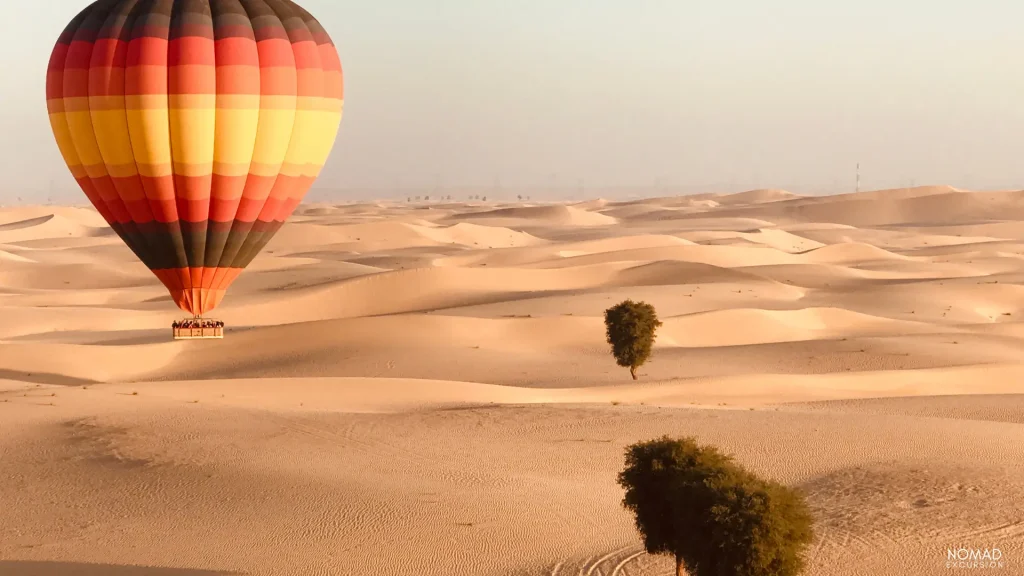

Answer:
[47,0,343,316]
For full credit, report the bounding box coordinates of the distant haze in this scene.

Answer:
[4,0,1024,203]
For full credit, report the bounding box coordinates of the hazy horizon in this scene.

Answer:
[5,0,1024,203]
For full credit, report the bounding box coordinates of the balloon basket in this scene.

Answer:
[172,318,225,340]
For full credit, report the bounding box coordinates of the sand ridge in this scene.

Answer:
[2,186,1024,575]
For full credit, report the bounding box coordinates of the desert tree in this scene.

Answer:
[618,436,815,576]
[604,299,662,380]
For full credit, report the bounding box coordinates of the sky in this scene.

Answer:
[3,0,1024,202]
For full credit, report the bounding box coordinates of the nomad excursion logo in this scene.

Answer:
[947,547,1005,570]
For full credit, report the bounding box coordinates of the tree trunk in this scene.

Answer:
[630,365,637,380]
[675,554,685,576]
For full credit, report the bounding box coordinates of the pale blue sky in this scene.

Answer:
[3,0,1024,201]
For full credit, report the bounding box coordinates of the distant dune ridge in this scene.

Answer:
[3,186,1024,576]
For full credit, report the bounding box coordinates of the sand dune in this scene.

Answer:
[713,188,803,205]
[0,211,106,244]
[570,198,609,210]
[431,234,694,268]
[610,260,787,288]
[529,244,804,270]
[799,242,915,264]
[267,220,545,256]
[0,248,33,263]
[678,228,825,252]
[0,213,54,232]
[656,307,937,347]
[3,187,1024,576]
[414,221,545,248]
[447,204,618,227]
[680,187,1024,228]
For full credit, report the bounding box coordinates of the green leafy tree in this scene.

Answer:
[618,436,815,576]
[604,299,662,380]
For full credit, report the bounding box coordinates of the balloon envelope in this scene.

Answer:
[46,0,343,315]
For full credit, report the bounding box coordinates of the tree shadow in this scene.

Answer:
[0,561,242,576]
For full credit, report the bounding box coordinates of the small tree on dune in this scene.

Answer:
[618,436,815,576]
[604,299,661,380]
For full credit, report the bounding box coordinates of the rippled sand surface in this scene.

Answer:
[2,187,1023,575]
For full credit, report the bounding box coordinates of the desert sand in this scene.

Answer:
[2,186,1024,575]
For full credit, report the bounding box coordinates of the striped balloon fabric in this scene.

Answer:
[46,0,343,315]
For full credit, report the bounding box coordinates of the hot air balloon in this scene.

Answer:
[45,0,343,339]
